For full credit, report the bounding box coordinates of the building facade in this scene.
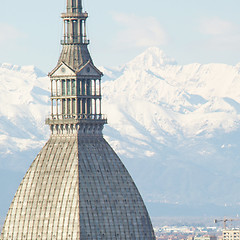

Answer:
[0,0,156,239]
[194,235,217,240]
[223,230,240,240]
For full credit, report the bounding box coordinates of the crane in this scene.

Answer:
[214,218,240,230]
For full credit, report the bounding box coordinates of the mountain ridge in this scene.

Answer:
[1,47,240,217]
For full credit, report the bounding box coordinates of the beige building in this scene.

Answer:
[194,236,217,240]
[223,230,240,240]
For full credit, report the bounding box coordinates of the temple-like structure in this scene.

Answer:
[0,0,156,239]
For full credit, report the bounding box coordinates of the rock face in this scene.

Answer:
[0,135,155,240]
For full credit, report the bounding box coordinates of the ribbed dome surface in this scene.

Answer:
[0,135,155,240]
[58,44,92,71]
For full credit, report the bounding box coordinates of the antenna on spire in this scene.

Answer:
[79,0,83,12]
[67,0,83,13]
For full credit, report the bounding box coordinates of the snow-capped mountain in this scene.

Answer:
[0,63,49,171]
[1,47,240,217]
[101,48,240,208]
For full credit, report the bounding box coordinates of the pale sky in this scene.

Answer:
[1,0,240,72]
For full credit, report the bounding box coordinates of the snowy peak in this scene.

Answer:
[0,64,49,170]
[100,48,240,206]
[100,48,177,82]
[0,63,46,78]
[126,47,177,70]
[100,48,240,142]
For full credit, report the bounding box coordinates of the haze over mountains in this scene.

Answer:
[1,47,240,218]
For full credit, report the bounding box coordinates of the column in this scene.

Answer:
[84,20,87,43]
[79,80,82,95]
[70,0,73,12]
[94,80,96,95]
[75,97,78,117]
[60,99,63,119]
[63,20,66,43]
[80,98,82,115]
[55,80,58,96]
[70,20,73,42]
[65,98,68,118]
[76,80,78,117]
[56,99,58,118]
[70,79,72,95]
[94,99,97,116]
[65,80,67,96]
[78,19,81,43]
[51,99,53,117]
[67,20,70,42]
[51,80,53,96]
[99,79,101,95]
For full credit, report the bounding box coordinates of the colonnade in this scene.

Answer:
[50,78,102,119]
[62,18,88,44]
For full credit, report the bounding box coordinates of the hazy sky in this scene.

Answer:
[1,0,240,72]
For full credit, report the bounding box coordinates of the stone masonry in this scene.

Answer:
[1,135,155,239]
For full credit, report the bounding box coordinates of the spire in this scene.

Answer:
[67,0,83,13]
[62,0,88,46]
[58,0,92,71]
[47,0,106,135]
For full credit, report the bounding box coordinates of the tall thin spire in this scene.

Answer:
[57,0,91,70]
[62,0,88,45]
[67,0,83,13]
[46,0,106,136]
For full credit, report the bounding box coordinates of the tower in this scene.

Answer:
[47,0,105,135]
[0,0,156,239]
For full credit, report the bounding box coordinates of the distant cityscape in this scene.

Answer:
[154,224,220,240]
[2,216,239,239]
[2,214,240,239]
[152,217,240,240]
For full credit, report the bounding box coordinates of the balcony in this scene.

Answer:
[51,93,101,98]
[45,113,107,125]
[61,12,88,19]
[60,37,90,45]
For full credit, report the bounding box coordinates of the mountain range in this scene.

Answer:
[1,47,240,220]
